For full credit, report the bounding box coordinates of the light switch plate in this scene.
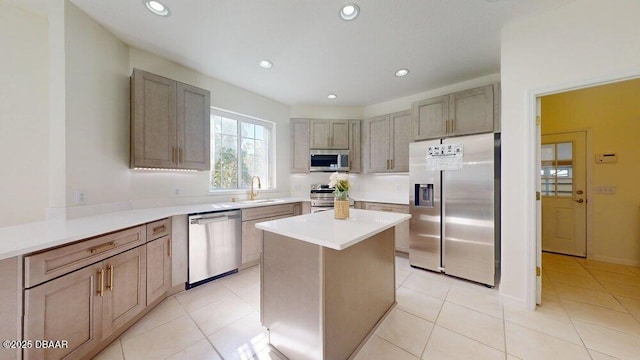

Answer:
[596,186,616,194]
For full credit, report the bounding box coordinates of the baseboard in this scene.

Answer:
[499,292,532,310]
[590,254,640,267]
[167,283,185,297]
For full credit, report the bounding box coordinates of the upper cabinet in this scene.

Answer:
[413,84,498,141]
[364,110,412,173]
[290,119,310,173]
[348,120,362,173]
[131,68,211,170]
[309,119,349,149]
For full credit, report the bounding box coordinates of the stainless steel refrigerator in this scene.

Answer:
[409,133,500,286]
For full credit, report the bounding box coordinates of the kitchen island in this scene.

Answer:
[256,209,411,360]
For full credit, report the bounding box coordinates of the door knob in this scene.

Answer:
[576,190,584,194]
[575,199,584,203]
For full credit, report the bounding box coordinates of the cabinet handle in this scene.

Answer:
[386,159,390,169]
[168,237,172,258]
[390,159,394,169]
[152,225,166,234]
[172,147,176,163]
[106,265,113,291]
[451,119,455,132]
[381,208,393,212]
[89,242,116,255]
[178,147,183,164]
[97,268,104,297]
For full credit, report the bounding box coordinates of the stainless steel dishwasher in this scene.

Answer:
[187,209,242,289]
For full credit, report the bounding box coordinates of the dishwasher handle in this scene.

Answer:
[190,214,240,225]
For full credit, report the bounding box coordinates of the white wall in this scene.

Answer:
[59,2,291,216]
[500,0,640,309]
[64,1,131,212]
[128,48,291,208]
[0,2,49,227]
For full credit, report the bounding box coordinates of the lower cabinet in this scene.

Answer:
[357,201,410,253]
[23,246,147,360]
[241,203,298,266]
[24,263,104,360]
[146,236,172,305]
[102,246,147,338]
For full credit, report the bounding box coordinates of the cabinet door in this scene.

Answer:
[362,203,410,252]
[329,120,349,149]
[290,119,310,173]
[309,120,330,149]
[102,246,146,339]
[348,120,361,173]
[450,85,494,136]
[389,111,412,172]
[147,236,172,305]
[412,95,449,140]
[131,69,177,169]
[176,82,211,170]
[24,263,103,360]
[365,115,391,173]
[241,219,263,265]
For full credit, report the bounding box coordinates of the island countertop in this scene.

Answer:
[255,208,411,251]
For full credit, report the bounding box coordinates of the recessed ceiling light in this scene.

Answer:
[144,0,170,16]
[339,3,360,21]
[395,69,409,77]
[259,60,273,69]
[328,94,337,99]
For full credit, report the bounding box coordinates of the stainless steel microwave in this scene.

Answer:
[310,150,350,172]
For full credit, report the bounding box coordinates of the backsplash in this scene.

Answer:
[290,173,409,203]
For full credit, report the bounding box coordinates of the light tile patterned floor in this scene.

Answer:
[94,253,640,359]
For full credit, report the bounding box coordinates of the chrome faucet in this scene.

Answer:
[249,176,261,200]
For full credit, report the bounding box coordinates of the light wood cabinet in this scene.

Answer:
[309,119,349,149]
[413,84,496,141]
[24,244,147,360]
[102,246,146,338]
[356,201,410,253]
[146,236,172,305]
[348,119,362,173]
[364,110,412,173]
[241,204,296,266]
[24,263,104,360]
[131,68,210,170]
[290,119,310,173]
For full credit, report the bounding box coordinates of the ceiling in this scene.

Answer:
[11,0,574,106]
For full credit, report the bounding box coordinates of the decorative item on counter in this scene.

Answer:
[329,172,350,219]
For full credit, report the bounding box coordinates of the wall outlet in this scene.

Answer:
[174,187,181,196]
[596,186,616,194]
[75,191,86,205]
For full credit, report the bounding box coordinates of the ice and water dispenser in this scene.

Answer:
[414,184,434,208]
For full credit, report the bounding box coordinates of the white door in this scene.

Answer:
[541,131,587,257]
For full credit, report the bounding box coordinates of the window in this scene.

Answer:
[540,141,573,197]
[210,108,273,191]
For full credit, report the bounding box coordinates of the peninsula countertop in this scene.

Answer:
[255,208,411,251]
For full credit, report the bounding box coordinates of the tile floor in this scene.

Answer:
[94,253,640,359]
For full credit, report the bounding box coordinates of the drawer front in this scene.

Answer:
[146,218,171,241]
[242,203,295,221]
[363,202,409,214]
[24,225,146,288]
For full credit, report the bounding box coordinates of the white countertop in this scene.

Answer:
[0,198,306,261]
[255,209,411,251]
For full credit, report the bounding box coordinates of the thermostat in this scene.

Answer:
[595,153,617,164]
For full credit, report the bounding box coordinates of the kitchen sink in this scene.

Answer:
[236,199,282,204]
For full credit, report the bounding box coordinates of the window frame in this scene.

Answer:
[209,107,276,193]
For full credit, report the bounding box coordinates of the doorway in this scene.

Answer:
[535,78,640,305]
